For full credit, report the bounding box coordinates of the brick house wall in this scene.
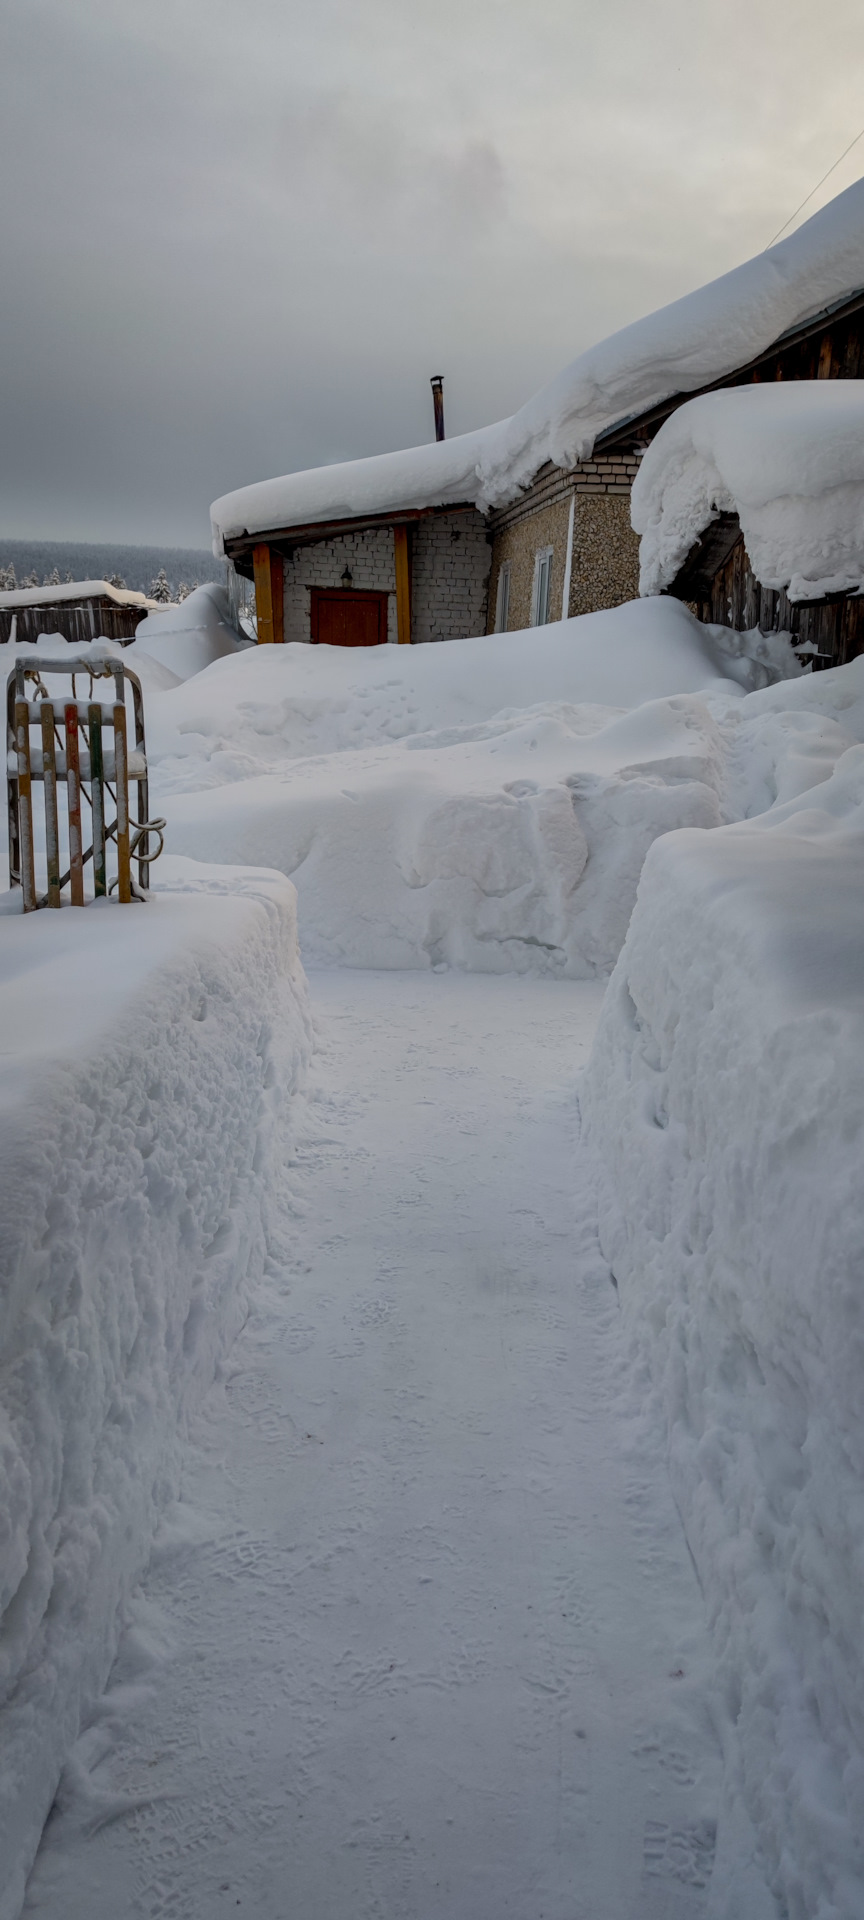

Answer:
[410,509,491,643]
[281,508,490,645]
[283,528,398,643]
[486,453,642,632]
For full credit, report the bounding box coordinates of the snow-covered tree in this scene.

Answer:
[64,571,74,583]
[23,572,39,589]
[0,564,16,592]
[149,568,172,603]
[43,568,61,587]
[109,573,127,590]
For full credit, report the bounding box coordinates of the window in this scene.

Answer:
[494,561,511,633]
[531,547,553,626]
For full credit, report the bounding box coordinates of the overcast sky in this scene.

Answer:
[3,0,864,549]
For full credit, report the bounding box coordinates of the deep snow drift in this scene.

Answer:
[581,741,864,1920]
[136,599,805,976]
[633,381,864,600]
[0,862,310,1920]
[20,972,774,1920]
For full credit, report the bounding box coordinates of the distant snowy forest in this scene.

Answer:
[0,539,226,600]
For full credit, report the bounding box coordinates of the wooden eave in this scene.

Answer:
[666,508,864,609]
[594,284,864,454]
[666,513,743,600]
[224,500,480,578]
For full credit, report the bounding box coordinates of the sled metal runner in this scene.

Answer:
[6,654,165,910]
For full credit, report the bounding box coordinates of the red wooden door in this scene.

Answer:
[310,588,388,646]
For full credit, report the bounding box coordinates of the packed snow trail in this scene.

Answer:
[23,973,773,1920]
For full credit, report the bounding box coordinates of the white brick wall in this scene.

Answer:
[281,510,491,645]
[282,528,398,644]
[410,511,491,643]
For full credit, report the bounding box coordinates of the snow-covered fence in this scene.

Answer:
[6,656,165,909]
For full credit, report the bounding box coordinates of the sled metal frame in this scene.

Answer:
[6,655,165,910]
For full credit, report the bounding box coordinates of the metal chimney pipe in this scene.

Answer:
[430,375,445,442]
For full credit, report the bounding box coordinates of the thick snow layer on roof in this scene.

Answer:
[0,861,310,1919]
[0,579,155,610]
[210,428,491,548]
[581,741,864,1919]
[212,177,864,546]
[633,379,864,598]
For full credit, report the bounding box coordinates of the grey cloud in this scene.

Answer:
[2,0,864,545]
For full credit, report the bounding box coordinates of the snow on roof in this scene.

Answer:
[212,176,864,550]
[632,380,864,601]
[0,578,156,610]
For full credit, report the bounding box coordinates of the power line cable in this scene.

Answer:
[766,123,864,248]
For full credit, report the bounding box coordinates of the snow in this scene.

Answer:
[128,582,247,684]
[19,972,774,1920]
[580,752,864,1919]
[137,600,802,976]
[0,863,310,1920]
[633,379,864,600]
[211,176,864,544]
[0,581,155,611]
[5,577,864,1916]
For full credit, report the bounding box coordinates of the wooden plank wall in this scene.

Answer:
[0,603,143,646]
[695,537,864,669]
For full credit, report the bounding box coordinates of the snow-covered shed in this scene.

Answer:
[632,381,864,667]
[0,579,158,647]
[211,175,864,648]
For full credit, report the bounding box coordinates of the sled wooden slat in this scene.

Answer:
[88,702,106,898]
[113,702,131,904]
[64,702,85,906]
[40,704,61,908]
[14,697,36,912]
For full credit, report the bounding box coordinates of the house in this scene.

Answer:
[631,381,864,669]
[210,175,864,651]
[0,579,159,647]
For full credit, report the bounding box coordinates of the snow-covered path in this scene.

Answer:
[23,973,768,1920]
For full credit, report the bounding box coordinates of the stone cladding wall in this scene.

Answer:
[568,494,641,616]
[486,451,642,631]
[486,497,571,634]
[410,509,491,643]
[282,528,397,644]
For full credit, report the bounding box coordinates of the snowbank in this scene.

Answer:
[580,757,864,1919]
[0,863,310,1920]
[129,582,245,684]
[212,176,864,543]
[633,380,864,599]
[138,600,807,975]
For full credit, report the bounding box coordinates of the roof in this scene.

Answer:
[632,380,864,602]
[211,174,864,552]
[0,579,158,611]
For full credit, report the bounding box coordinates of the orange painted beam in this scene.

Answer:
[270,550,284,644]
[394,525,411,645]
[253,542,275,644]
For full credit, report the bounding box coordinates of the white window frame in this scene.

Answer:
[494,561,511,633]
[530,546,554,627]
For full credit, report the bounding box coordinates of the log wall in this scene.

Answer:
[0,603,143,646]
